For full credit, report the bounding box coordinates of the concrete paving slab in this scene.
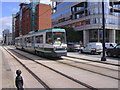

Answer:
[1,47,15,88]
[0,46,2,90]
[1,46,44,88]
[67,52,119,66]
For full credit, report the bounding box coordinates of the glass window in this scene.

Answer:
[98,8,102,14]
[99,17,102,24]
[116,45,120,49]
[87,8,90,15]
[95,18,99,24]
[76,14,80,19]
[26,37,31,43]
[90,18,97,24]
[98,8,109,15]
[72,7,75,12]
[87,1,109,6]
[105,18,119,25]
[36,35,43,43]
[52,8,71,19]
[88,8,99,15]
[104,1,109,6]
[90,18,102,24]
[53,32,66,45]
[113,12,120,17]
[57,2,72,10]
[76,7,84,12]
[87,1,99,7]
[46,32,52,44]
[94,8,99,14]
[90,18,94,24]
[104,8,109,14]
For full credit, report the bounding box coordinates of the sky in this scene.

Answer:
[0,0,52,38]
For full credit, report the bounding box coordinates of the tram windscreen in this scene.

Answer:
[53,32,66,45]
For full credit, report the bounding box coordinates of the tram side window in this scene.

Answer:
[15,40,18,45]
[24,38,26,43]
[26,37,31,43]
[20,38,22,45]
[46,32,52,44]
[18,39,20,46]
[35,35,43,43]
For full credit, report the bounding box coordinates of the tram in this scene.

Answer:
[15,29,67,57]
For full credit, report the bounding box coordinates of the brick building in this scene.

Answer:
[21,4,31,35]
[36,4,52,30]
[15,13,20,37]
[14,1,52,37]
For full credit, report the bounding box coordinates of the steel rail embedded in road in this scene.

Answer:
[62,57,119,72]
[56,59,120,81]
[65,55,120,67]
[4,46,97,90]
[3,46,51,90]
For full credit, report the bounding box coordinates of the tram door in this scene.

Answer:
[31,36,34,49]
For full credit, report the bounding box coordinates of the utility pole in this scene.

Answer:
[101,0,106,61]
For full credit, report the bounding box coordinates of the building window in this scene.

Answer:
[72,7,75,12]
[76,14,80,19]
[57,2,72,10]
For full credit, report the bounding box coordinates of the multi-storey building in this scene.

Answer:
[14,0,52,37]
[36,4,52,30]
[52,0,120,45]
[2,29,12,45]
[12,14,16,44]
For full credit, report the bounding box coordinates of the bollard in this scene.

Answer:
[15,70,24,90]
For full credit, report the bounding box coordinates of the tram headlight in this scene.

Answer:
[62,46,67,50]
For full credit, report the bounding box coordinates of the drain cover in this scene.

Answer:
[6,69,11,71]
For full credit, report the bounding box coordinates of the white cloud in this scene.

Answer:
[40,0,52,5]
[11,8,19,12]
[25,0,52,5]
[0,35,2,39]
[0,16,12,34]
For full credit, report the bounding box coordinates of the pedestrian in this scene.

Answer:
[79,41,83,47]
[15,70,24,90]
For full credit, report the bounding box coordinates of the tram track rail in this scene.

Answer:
[3,46,98,90]
[65,55,120,67]
[56,59,120,81]
[3,46,51,90]
[61,56,119,72]
[44,55,120,81]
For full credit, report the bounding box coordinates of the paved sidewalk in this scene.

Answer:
[0,46,2,90]
[0,46,15,89]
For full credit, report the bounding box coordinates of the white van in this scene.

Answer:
[80,42,103,55]
[105,43,117,49]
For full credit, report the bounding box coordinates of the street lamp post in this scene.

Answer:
[101,0,106,61]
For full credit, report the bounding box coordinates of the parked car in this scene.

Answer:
[80,42,103,55]
[105,43,117,49]
[106,44,120,57]
[67,43,81,52]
